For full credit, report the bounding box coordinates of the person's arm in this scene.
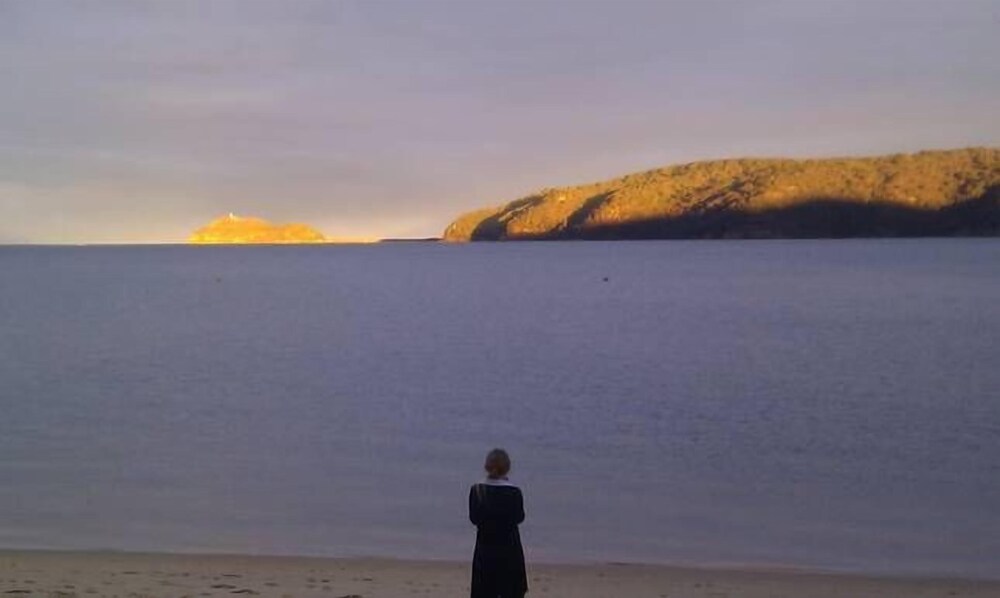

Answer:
[513,488,525,525]
[469,485,483,526]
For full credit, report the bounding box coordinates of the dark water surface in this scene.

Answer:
[1,240,998,578]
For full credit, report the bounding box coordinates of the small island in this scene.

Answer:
[189,213,327,244]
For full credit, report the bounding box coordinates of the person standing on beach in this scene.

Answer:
[469,448,528,598]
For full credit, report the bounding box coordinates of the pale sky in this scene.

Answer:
[1,0,998,243]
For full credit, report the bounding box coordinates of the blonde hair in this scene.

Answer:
[484,448,512,479]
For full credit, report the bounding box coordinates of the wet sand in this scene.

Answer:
[1,550,998,598]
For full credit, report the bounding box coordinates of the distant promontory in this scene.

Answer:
[189,214,327,244]
[443,147,1000,241]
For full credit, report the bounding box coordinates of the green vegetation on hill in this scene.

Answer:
[189,214,326,244]
[442,148,1000,241]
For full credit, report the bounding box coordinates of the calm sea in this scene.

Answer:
[0,240,998,579]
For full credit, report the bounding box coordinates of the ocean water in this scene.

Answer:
[0,240,998,579]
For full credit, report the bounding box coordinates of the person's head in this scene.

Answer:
[484,448,512,479]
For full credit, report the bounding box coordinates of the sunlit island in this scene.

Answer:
[189,213,376,244]
[190,147,999,245]
[443,147,1000,240]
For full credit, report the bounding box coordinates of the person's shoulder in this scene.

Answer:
[478,479,520,491]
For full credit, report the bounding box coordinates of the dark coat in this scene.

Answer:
[469,481,527,598]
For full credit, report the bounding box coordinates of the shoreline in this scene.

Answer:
[2,549,998,598]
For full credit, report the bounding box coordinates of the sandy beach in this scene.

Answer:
[1,550,998,598]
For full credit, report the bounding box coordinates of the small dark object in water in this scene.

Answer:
[602,276,609,282]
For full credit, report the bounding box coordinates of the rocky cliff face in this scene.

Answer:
[189,214,326,244]
[442,148,1000,241]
